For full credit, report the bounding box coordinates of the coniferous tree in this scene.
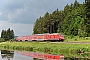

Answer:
[10,30,14,39]
[85,0,90,36]
[33,0,90,37]
[1,28,14,41]
[1,30,4,38]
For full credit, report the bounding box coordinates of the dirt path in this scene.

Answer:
[40,42,90,44]
[49,42,90,44]
[0,42,90,44]
[66,42,90,44]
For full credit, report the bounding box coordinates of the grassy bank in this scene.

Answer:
[64,36,90,42]
[0,41,90,56]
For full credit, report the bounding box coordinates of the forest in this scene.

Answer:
[33,0,90,37]
[1,28,14,41]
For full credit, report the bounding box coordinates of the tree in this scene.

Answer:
[1,28,14,41]
[33,0,90,37]
[74,0,79,8]
[10,30,14,39]
[85,0,90,36]
[85,0,90,19]
[33,19,40,34]
[1,30,5,38]
[6,28,11,40]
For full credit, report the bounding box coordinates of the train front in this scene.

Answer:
[60,34,64,42]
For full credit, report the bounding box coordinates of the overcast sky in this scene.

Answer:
[0,0,84,36]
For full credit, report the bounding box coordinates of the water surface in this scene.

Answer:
[0,50,64,60]
[0,50,90,60]
[0,50,33,60]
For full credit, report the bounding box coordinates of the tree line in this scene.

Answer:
[33,0,90,37]
[1,28,14,41]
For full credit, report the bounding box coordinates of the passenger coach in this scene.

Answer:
[16,33,64,42]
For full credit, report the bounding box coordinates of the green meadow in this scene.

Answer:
[0,36,90,57]
[0,41,90,55]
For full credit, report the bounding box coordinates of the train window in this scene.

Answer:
[60,58,64,60]
[60,34,64,36]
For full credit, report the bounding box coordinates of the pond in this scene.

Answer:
[0,50,33,60]
[0,50,64,60]
[0,50,90,60]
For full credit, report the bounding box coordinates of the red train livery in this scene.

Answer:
[16,33,64,42]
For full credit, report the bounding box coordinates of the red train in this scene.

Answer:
[16,33,64,42]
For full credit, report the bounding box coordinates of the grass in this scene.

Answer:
[64,36,90,42]
[0,36,90,57]
[0,41,90,55]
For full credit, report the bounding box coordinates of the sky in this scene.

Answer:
[0,0,84,36]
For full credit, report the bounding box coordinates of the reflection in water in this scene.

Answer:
[0,50,33,60]
[1,50,14,60]
[17,51,64,60]
[1,50,90,60]
[65,53,90,60]
[17,51,90,60]
[0,50,64,60]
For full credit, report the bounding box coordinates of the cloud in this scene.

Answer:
[0,12,2,15]
[0,0,84,24]
[0,0,84,36]
[0,21,33,36]
[2,0,26,11]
